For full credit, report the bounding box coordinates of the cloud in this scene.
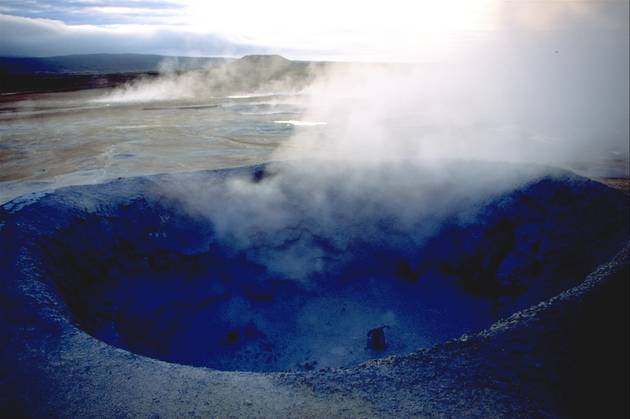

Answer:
[0,13,257,57]
[0,1,184,25]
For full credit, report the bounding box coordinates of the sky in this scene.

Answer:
[0,0,628,61]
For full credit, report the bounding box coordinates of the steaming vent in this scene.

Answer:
[24,162,627,372]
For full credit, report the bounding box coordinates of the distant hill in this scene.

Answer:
[0,53,328,96]
[0,53,229,75]
[217,54,323,93]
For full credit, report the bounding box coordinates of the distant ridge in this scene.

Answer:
[237,54,290,64]
[0,53,321,96]
[0,53,230,75]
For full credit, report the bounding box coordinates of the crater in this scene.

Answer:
[26,162,628,372]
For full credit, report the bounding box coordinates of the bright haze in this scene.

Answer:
[0,1,627,62]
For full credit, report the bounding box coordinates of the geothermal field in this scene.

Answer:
[1,2,629,418]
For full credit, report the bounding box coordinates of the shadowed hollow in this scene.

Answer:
[30,162,628,372]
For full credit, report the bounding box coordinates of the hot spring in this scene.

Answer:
[3,161,627,373]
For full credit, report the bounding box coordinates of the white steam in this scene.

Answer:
[273,48,628,169]
[158,10,628,282]
[162,160,551,282]
[93,55,321,104]
[94,72,201,103]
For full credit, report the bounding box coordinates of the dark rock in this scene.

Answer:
[367,326,387,352]
[301,361,317,371]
